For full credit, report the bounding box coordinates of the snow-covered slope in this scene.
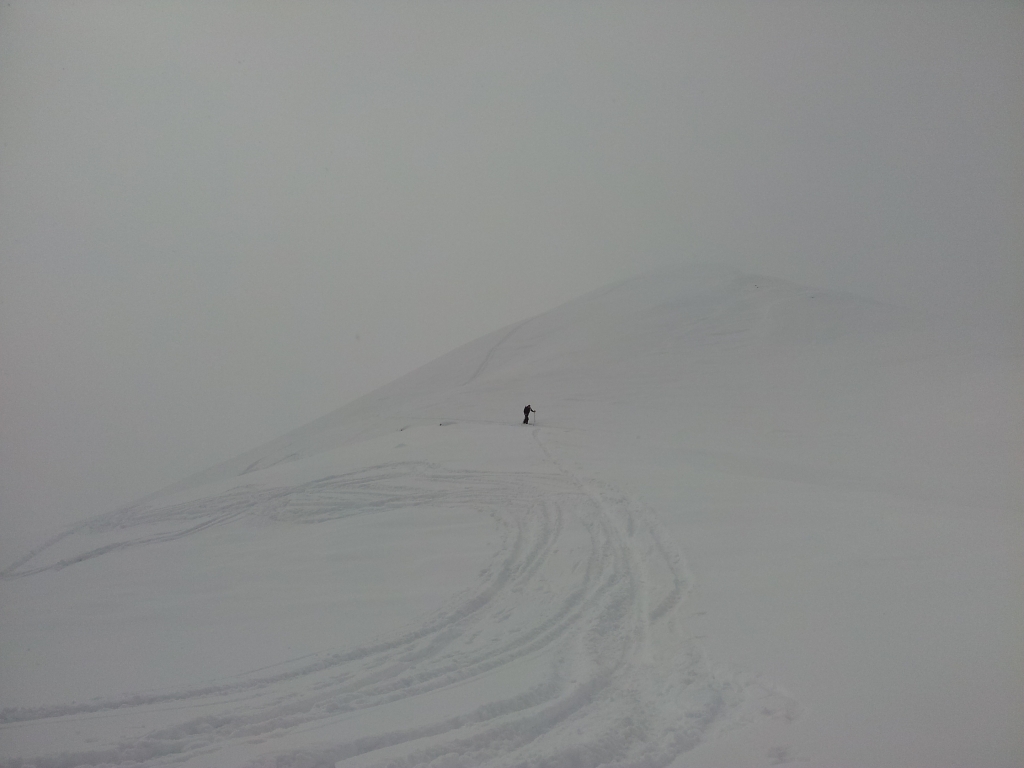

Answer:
[2,268,1021,767]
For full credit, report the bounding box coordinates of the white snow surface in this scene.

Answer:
[2,268,1021,768]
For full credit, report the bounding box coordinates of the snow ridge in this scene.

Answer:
[4,268,1016,766]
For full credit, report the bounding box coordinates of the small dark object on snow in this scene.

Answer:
[523,405,536,424]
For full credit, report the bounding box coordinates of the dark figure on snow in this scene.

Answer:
[523,405,535,424]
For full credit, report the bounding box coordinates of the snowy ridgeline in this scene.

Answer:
[1,269,1021,768]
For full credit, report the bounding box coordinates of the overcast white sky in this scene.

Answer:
[1,1,1021,555]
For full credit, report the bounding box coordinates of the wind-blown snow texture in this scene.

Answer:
[2,268,1021,767]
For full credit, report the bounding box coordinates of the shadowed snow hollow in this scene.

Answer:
[1,268,1020,768]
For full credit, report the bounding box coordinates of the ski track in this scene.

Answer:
[462,318,533,387]
[1,439,795,768]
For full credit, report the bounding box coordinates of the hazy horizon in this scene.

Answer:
[2,1,1021,558]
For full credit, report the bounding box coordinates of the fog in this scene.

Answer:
[1,1,1021,560]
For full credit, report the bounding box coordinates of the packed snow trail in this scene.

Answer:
[0,423,794,768]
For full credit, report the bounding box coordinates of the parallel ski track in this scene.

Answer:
[1,445,793,768]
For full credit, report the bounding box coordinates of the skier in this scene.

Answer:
[523,405,535,424]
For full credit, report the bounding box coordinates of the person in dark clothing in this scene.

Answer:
[523,405,535,424]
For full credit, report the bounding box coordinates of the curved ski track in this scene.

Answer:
[1,434,795,768]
